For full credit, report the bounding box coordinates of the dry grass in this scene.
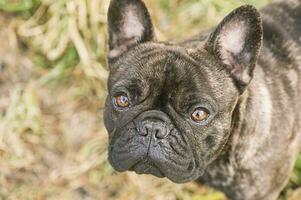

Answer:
[0,0,300,200]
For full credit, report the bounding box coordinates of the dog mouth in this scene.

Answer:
[130,158,164,178]
[108,117,201,183]
[126,156,202,183]
[109,140,201,183]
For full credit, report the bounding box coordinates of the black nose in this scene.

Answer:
[139,120,169,139]
[136,110,172,139]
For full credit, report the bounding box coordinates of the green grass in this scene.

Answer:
[0,0,300,200]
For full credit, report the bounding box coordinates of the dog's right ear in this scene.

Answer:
[107,0,155,62]
[205,5,262,93]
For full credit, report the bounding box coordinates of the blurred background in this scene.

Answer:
[0,0,301,199]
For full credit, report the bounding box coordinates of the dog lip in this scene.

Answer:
[129,158,165,177]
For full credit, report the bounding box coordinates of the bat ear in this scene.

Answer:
[205,5,263,92]
[107,0,155,62]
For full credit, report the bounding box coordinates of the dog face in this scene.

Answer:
[104,0,262,183]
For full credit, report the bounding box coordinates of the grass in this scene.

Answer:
[0,0,300,199]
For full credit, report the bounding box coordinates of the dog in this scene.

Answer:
[103,0,301,199]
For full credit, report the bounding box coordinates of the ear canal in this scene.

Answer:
[205,5,263,92]
[107,0,155,61]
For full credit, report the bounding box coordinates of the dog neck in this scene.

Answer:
[199,66,274,192]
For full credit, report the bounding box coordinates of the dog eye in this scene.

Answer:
[191,108,209,122]
[113,95,130,110]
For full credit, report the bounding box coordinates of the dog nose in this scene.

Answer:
[136,110,173,139]
[139,121,169,139]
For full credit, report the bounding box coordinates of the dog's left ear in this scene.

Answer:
[107,0,155,62]
[205,5,263,92]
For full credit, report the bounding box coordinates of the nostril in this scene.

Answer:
[140,127,148,136]
[154,128,168,139]
[154,129,161,139]
[139,123,151,137]
[138,120,170,139]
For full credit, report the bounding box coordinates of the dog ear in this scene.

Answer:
[205,5,263,92]
[107,0,155,62]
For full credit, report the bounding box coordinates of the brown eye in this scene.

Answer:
[191,108,209,122]
[114,95,130,109]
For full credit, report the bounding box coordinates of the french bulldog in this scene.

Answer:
[103,0,301,199]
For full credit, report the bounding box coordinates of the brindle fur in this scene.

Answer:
[104,0,301,200]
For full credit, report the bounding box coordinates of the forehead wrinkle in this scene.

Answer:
[190,49,237,100]
[172,53,216,100]
[112,48,167,78]
[136,53,168,76]
[111,43,167,71]
[168,49,214,81]
[110,49,169,102]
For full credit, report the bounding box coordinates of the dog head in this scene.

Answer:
[104,0,262,183]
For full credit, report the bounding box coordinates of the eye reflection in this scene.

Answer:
[191,108,209,122]
[114,95,130,110]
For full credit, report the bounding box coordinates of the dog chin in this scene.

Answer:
[127,159,204,184]
[130,159,165,178]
